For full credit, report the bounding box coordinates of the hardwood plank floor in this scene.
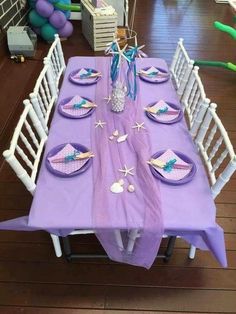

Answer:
[0,0,236,313]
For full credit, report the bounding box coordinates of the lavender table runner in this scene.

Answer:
[0,57,227,268]
[91,58,163,268]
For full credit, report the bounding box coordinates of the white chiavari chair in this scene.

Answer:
[45,34,66,89]
[170,38,194,98]
[181,65,211,138]
[189,103,236,259]
[29,60,58,134]
[2,101,62,257]
[2,103,124,259]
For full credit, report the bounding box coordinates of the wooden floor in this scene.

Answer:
[0,0,236,313]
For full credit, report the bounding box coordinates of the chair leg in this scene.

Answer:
[189,245,196,259]
[50,234,62,257]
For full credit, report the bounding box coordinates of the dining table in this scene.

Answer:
[0,55,227,269]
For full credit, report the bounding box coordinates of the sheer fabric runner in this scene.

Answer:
[91,57,164,268]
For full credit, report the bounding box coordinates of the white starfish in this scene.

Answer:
[132,122,146,132]
[118,165,135,177]
[104,95,111,104]
[95,120,106,128]
[110,40,130,65]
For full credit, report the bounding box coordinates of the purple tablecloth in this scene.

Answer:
[0,57,227,267]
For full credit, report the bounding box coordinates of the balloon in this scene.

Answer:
[28,9,47,27]
[49,10,67,29]
[41,23,57,41]
[58,21,73,37]
[36,0,54,18]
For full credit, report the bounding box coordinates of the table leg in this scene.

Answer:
[62,236,72,261]
[164,236,176,262]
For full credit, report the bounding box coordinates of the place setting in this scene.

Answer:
[46,142,94,178]
[148,149,196,185]
[138,66,170,83]
[144,99,183,124]
[69,67,102,85]
[58,95,97,119]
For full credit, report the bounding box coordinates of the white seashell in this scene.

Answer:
[117,134,128,143]
[110,182,124,194]
[109,135,114,141]
[113,130,119,137]
[118,179,124,186]
[127,184,135,193]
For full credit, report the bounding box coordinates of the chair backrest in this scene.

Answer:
[195,103,236,199]
[3,100,47,195]
[29,61,58,133]
[45,34,66,88]
[181,66,210,138]
[170,38,194,96]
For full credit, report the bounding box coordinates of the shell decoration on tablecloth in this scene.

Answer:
[127,184,135,192]
[110,180,124,194]
[117,134,128,143]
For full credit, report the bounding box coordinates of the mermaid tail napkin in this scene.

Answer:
[48,144,91,174]
[149,149,192,180]
[139,66,169,78]
[72,68,101,83]
[145,100,180,122]
[62,95,96,117]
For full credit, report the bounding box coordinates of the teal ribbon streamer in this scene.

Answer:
[110,44,138,100]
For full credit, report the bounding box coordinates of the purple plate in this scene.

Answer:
[145,101,183,124]
[46,143,92,178]
[58,96,95,119]
[139,66,170,84]
[69,68,101,85]
[149,150,196,185]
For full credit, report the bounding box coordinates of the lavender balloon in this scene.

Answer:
[36,0,54,18]
[58,21,73,37]
[49,10,67,29]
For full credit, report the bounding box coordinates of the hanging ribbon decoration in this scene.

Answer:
[125,46,138,100]
[106,39,147,100]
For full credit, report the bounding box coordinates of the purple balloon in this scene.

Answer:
[58,21,73,38]
[36,0,54,18]
[49,10,67,29]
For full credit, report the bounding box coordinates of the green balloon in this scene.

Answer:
[29,10,47,27]
[41,23,57,42]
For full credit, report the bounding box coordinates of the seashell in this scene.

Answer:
[118,179,124,186]
[127,184,135,193]
[109,135,114,141]
[117,134,128,143]
[113,130,119,137]
[110,182,124,194]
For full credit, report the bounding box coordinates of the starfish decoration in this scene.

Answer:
[110,40,130,65]
[128,44,146,58]
[104,95,111,104]
[95,120,106,128]
[118,165,135,177]
[132,122,146,132]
